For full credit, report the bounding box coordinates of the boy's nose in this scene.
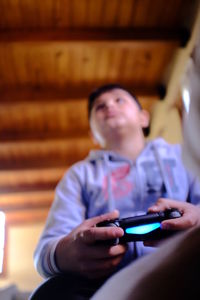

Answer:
[105,100,115,109]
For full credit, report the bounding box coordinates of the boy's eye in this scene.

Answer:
[95,103,106,111]
[116,98,124,104]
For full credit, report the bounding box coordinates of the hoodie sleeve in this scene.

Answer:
[33,164,87,278]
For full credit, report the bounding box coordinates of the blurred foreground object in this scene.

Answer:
[182,33,200,180]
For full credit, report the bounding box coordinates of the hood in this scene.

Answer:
[86,138,166,163]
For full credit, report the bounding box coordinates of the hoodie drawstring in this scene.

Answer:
[153,144,173,199]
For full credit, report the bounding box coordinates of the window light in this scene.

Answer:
[0,211,5,274]
[182,87,191,114]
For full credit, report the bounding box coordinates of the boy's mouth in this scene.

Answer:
[105,111,118,119]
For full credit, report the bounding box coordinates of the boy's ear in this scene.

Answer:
[140,109,150,128]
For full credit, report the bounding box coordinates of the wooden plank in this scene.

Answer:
[0,45,16,85]
[18,0,38,28]
[36,0,54,28]
[116,0,134,27]
[100,0,119,27]
[95,47,111,81]
[81,46,97,82]
[57,0,73,28]
[0,0,193,29]
[0,39,179,88]
[0,28,186,43]
[72,0,87,27]
[87,0,104,27]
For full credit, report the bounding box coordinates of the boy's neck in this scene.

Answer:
[105,133,146,161]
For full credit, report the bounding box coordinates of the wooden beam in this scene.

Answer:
[0,98,89,141]
[0,28,186,44]
[0,168,66,193]
[0,95,156,141]
[6,208,49,225]
[0,190,54,211]
[0,137,96,169]
[0,85,160,102]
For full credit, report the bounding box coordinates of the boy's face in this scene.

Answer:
[90,88,149,146]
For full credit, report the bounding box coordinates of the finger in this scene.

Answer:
[84,210,120,227]
[161,214,194,230]
[79,226,124,245]
[82,244,127,260]
[148,198,183,213]
[84,254,125,274]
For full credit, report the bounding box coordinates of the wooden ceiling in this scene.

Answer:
[0,0,199,223]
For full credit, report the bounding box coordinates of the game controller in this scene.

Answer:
[97,208,182,245]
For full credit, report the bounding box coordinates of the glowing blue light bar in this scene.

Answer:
[125,222,161,235]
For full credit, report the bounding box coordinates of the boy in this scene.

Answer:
[33,84,200,299]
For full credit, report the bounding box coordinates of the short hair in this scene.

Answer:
[88,83,142,118]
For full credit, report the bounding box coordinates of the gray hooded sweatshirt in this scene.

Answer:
[34,138,200,278]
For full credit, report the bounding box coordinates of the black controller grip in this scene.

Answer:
[97,209,182,245]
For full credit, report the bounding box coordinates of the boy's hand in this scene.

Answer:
[55,210,127,279]
[148,198,200,230]
[144,198,200,247]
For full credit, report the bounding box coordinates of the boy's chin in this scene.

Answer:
[106,117,126,128]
